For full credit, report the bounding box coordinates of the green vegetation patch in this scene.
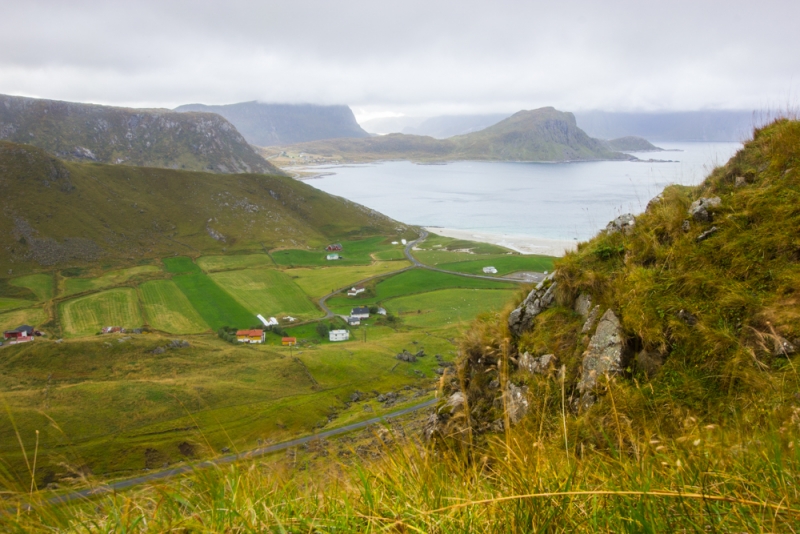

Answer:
[10,274,55,301]
[210,269,320,320]
[438,254,555,276]
[196,254,274,272]
[326,269,514,313]
[288,261,411,298]
[417,233,512,254]
[385,288,515,328]
[140,280,210,334]
[62,265,162,296]
[0,297,35,312]
[59,288,143,337]
[171,273,254,330]
[162,256,202,274]
[0,307,47,332]
[271,236,399,267]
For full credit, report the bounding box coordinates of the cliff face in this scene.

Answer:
[0,94,281,174]
[174,101,370,146]
[431,118,800,444]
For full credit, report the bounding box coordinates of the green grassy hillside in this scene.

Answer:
[0,142,408,273]
[268,107,632,163]
[0,94,281,174]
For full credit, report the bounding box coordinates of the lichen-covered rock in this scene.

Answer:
[577,309,626,410]
[689,197,721,222]
[519,352,558,375]
[574,293,593,317]
[581,305,601,334]
[774,336,796,357]
[696,226,719,242]
[606,213,635,235]
[635,349,664,378]
[506,383,529,424]
[508,273,557,336]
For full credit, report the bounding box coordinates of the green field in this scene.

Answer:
[140,280,210,334]
[438,255,555,276]
[59,288,143,337]
[210,269,320,320]
[10,274,55,301]
[0,297,35,312]
[171,273,254,330]
[287,261,410,298]
[62,265,162,296]
[416,233,512,254]
[385,288,515,327]
[0,307,47,331]
[372,248,406,260]
[325,269,515,313]
[271,236,399,267]
[196,254,274,272]
[162,256,202,274]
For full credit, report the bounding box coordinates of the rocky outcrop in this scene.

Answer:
[574,293,593,317]
[581,305,601,334]
[689,197,721,222]
[605,213,635,235]
[508,273,557,336]
[635,349,665,378]
[519,352,558,375]
[506,383,529,424]
[577,309,626,410]
[774,336,796,357]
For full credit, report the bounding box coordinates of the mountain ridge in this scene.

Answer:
[0,94,281,174]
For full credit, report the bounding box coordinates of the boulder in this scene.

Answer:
[735,176,747,188]
[682,220,691,232]
[677,309,698,326]
[508,273,557,336]
[774,336,797,357]
[606,213,635,235]
[689,197,721,222]
[519,352,558,375]
[395,350,417,362]
[506,383,529,424]
[152,346,165,355]
[581,305,601,334]
[574,293,593,317]
[441,391,465,414]
[577,309,626,410]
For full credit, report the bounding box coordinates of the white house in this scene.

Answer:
[376,307,387,316]
[351,306,370,319]
[482,266,498,274]
[347,286,365,297]
[401,239,407,245]
[347,316,361,326]
[326,253,340,261]
[329,329,350,342]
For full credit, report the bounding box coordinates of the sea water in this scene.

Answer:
[305,142,742,241]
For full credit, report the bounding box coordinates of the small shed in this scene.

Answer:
[326,253,340,261]
[482,266,498,274]
[3,325,35,343]
[329,329,350,342]
[326,243,343,251]
[282,337,297,346]
[347,317,361,326]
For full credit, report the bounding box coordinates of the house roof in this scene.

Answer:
[14,325,34,332]
[282,337,297,342]
[236,329,263,336]
[352,306,369,314]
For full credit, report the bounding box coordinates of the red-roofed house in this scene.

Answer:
[236,329,265,343]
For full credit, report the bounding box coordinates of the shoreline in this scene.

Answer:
[424,227,578,257]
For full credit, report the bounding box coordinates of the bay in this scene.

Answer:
[304,142,742,242]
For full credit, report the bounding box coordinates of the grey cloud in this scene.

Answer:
[0,0,797,114]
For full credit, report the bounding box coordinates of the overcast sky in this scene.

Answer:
[1,0,798,121]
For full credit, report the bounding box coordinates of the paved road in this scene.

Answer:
[39,398,437,509]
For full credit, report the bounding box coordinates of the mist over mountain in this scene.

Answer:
[175,102,370,147]
[0,94,280,174]
[402,113,511,138]
[574,110,755,142]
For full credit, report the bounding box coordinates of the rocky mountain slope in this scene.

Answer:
[602,135,663,152]
[0,94,281,174]
[273,107,633,162]
[431,117,800,443]
[0,142,406,273]
[175,101,370,146]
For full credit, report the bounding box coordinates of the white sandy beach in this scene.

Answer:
[424,227,577,257]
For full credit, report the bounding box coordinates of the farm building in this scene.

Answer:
[282,337,297,346]
[326,243,343,251]
[102,326,125,334]
[347,286,365,296]
[329,329,350,342]
[257,314,279,327]
[401,239,407,245]
[347,317,361,326]
[326,253,340,261]
[482,266,498,274]
[236,329,265,343]
[3,325,35,344]
[377,307,387,315]
[351,306,370,319]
